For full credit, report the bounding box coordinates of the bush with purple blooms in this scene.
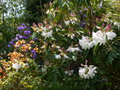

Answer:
[7,24,41,60]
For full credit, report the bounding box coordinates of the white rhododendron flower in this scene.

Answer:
[79,36,92,50]
[64,20,70,25]
[78,65,97,79]
[55,54,61,59]
[79,30,117,50]
[92,30,106,45]
[42,31,53,38]
[41,26,47,31]
[67,46,80,52]
[106,31,116,40]
[12,63,21,71]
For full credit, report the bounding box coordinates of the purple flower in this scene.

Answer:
[80,22,86,28]
[27,26,31,29]
[17,26,25,30]
[9,39,14,45]
[82,14,86,18]
[23,36,29,39]
[31,50,37,59]
[24,26,28,29]
[9,41,14,45]
[22,23,25,26]
[15,37,19,40]
[16,34,21,37]
[32,53,37,59]
[31,50,36,54]
[7,44,11,47]
[24,30,31,35]
[19,35,28,39]
[79,10,82,14]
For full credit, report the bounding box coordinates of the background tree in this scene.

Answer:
[24,0,53,25]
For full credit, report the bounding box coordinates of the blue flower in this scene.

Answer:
[32,53,37,59]
[19,35,28,39]
[24,30,31,35]
[15,37,19,41]
[31,50,37,59]
[7,44,11,47]
[80,22,86,28]
[17,26,25,30]
[16,34,21,37]
[31,50,36,54]
[79,10,82,14]
[82,14,86,18]
[9,39,14,45]
[22,23,25,26]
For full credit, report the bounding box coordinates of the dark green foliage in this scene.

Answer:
[24,0,53,25]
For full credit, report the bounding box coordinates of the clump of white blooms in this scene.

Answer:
[64,17,77,26]
[12,62,28,72]
[92,30,106,45]
[12,63,21,72]
[67,46,80,52]
[78,65,97,79]
[55,54,61,59]
[106,31,116,40]
[64,20,70,26]
[79,36,93,50]
[42,30,53,38]
[79,30,116,50]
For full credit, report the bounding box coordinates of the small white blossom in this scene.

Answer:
[65,70,74,76]
[67,46,80,52]
[46,8,54,15]
[68,33,75,39]
[41,65,47,73]
[79,36,92,50]
[92,30,106,45]
[106,31,116,40]
[78,65,97,79]
[64,20,70,25]
[55,54,61,59]
[42,31,53,38]
[41,26,47,31]
[12,63,21,71]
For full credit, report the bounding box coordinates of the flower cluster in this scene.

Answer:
[7,24,40,60]
[31,23,53,39]
[8,24,32,47]
[8,51,24,61]
[79,64,97,79]
[12,62,28,72]
[67,46,80,52]
[79,30,116,50]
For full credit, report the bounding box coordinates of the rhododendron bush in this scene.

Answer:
[0,0,120,89]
